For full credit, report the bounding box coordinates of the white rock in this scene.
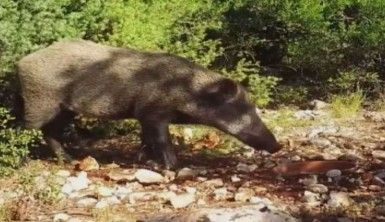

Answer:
[155,191,177,203]
[213,187,229,201]
[64,171,90,194]
[372,150,385,160]
[95,199,109,209]
[104,196,120,205]
[114,186,132,200]
[300,175,318,186]
[61,183,74,195]
[168,184,179,192]
[326,169,342,178]
[197,199,206,206]
[128,192,154,204]
[95,196,120,209]
[234,188,255,202]
[56,170,71,178]
[185,186,197,194]
[236,163,258,172]
[231,175,241,183]
[173,205,298,222]
[327,192,352,208]
[53,213,70,222]
[294,110,317,120]
[135,169,164,184]
[197,177,207,182]
[310,99,329,110]
[67,218,82,222]
[97,186,114,197]
[204,178,224,187]
[311,138,332,148]
[308,125,339,138]
[76,197,97,207]
[162,170,176,182]
[177,167,198,179]
[170,193,195,208]
[249,196,274,207]
[308,184,328,194]
[303,191,321,207]
[128,191,175,204]
[107,170,136,181]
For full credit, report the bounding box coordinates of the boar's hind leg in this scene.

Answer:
[138,116,177,169]
[41,110,75,163]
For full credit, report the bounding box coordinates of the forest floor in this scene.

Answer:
[0,105,385,222]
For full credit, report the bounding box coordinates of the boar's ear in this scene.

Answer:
[202,78,240,103]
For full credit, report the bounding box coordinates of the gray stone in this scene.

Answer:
[310,100,329,110]
[326,169,342,178]
[107,169,136,182]
[135,169,164,184]
[311,138,332,148]
[372,150,385,160]
[61,171,90,195]
[308,184,328,194]
[53,213,70,222]
[95,196,120,208]
[294,110,317,120]
[148,205,297,222]
[308,125,339,138]
[303,191,321,207]
[213,187,230,201]
[300,175,318,186]
[327,192,352,208]
[163,170,176,182]
[236,163,257,173]
[177,167,198,179]
[185,186,197,194]
[170,193,195,208]
[231,175,241,183]
[234,188,255,202]
[203,178,224,187]
[76,197,97,207]
[96,186,114,197]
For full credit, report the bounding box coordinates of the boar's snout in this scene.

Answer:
[238,123,281,154]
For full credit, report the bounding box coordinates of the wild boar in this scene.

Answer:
[17,40,280,168]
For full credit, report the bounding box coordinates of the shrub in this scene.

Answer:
[223,59,279,107]
[329,91,364,118]
[328,70,382,96]
[0,107,41,175]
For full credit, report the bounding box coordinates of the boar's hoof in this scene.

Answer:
[136,146,178,169]
[56,151,74,165]
[162,150,178,170]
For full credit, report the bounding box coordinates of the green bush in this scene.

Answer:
[329,91,364,118]
[0,107,41,175]
[223,59,279,107]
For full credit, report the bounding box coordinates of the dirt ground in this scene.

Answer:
[1,108,385,222]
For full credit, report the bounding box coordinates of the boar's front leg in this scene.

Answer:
[137,115,177,169]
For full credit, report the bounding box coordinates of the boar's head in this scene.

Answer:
[192,78,281,153]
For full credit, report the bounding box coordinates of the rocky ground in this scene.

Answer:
[0,103,385,222]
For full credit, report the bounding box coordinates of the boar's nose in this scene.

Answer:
[265,140,282,153]
[238,124,281,154]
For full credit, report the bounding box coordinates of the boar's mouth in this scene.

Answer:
[235,124,281,154]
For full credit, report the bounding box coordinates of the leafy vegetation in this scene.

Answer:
[0,108,41,175]
[330,91,365,118]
